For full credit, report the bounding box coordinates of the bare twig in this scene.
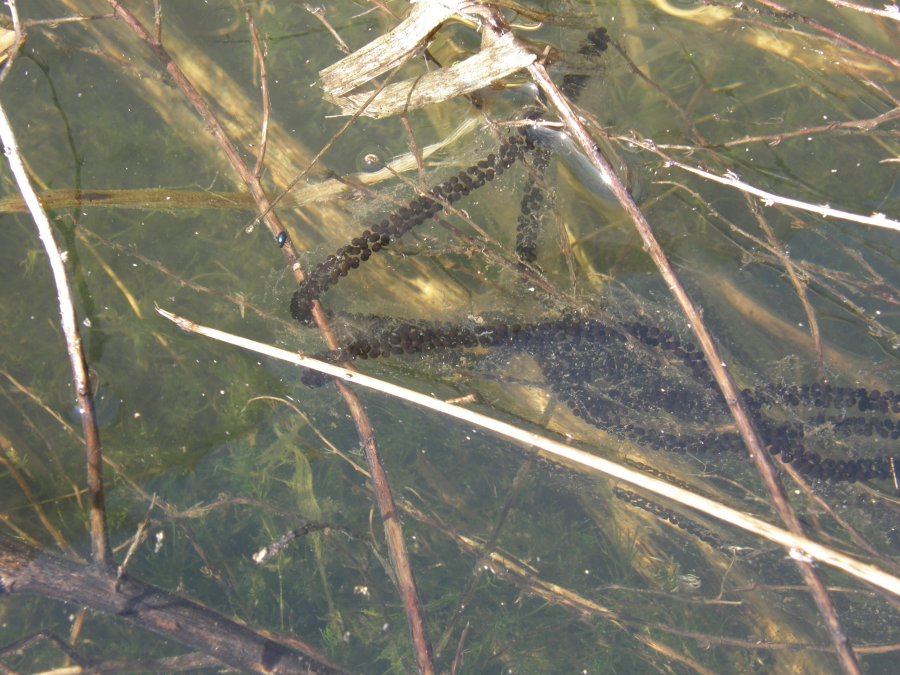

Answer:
[719,106,900,148]
[751,0,900,69]
[0,100,112,568]
[435,460,533,657]
[449,621,469,675]
[404,498,899,656]
[780,462,900,576]
[116,494,157,583]
[330,370,436,673]
[0,448,84,563]
[303,3,350,54]
[746,198,826,379]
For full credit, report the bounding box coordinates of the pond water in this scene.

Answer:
[0,1,897,673]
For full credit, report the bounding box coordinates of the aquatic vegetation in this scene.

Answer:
[1,2,897,674]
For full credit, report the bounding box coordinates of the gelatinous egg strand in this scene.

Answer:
[290,130,533,324]
[300,311,897,484]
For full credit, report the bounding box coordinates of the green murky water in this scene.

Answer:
[1,1,897,673]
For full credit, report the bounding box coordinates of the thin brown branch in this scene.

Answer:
[780,462,900,576]
[105,1,284,246]
[403,497,898,657]
[104,3,434,671]
[0,100,112,569]
[435,460,533,657]
[720,106,900,148]
[750,0,900,70]
[243,47,410,239]
[0,446,84,563]
[303,3,350,54]
[467,8,864,673]
[400,115,426,186]
[607,38,703,144]
[449,621,469,675]
[538,48,866,671]
[746,198,826,379]
[241,0,270,178]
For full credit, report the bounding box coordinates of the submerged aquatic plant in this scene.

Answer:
[2,2,897,674]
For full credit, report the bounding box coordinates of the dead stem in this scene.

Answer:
[155,307,900,598]
[304,3,351,55]
[780,461,900,576]
[633,136,900,231]
[0,448,84,563]
[243,52,410,238]
[404,495,900,659]
[435,459,533,657]
[245,396,372,478]
[241,0,270,179]
[653,179,898,347]
[607,37,703,143]
[750,0,900,70]
[720,106,900,148]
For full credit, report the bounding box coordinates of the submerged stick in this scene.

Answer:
[0,99,112,569]
[156,307,900,599]
[105,3,434,671]
[462,6,865,672]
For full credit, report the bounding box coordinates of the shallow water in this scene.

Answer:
[0,1,897,673]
